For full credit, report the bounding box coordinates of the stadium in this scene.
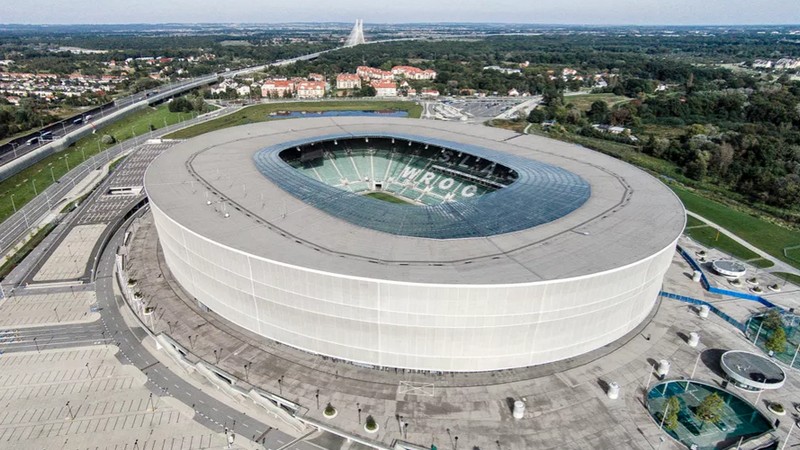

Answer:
[144,117,685,372]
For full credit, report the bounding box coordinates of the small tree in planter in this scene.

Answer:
[323,403,337,419]
[364,415,379,433]
[695,393,724,429]
[128,278,137,287]
[765,327,787,355]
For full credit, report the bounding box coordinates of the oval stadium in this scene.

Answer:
[144,117,685,372]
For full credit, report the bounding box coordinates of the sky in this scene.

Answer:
[1,0,798,25]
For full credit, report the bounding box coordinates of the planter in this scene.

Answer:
[746,278,759,286]
[323,406,337,419]
[767,403,786,416]
[767,284,781,292]
[364,422,379,433]
[751,286,763,294]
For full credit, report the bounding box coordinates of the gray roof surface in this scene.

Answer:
[721,350,785,384]
[145,117,685,284]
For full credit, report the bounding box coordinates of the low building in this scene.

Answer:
[357,66,393,81]
[236,85,252,97]
[296,81,326,99]
[261,79,295,98]
[371,81,397,97]
[308,73,326,82]
[420,88,439,98]
[391,65,437,80]
[336,73,361,90]
[483,65,521,75]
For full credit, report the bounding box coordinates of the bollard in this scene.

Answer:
[688,332,699,348]
[699,305,710,319]
[512,400,525,419]
[657,360,670,380]
[607,382,620,399]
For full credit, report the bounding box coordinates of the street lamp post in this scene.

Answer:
[33,337,39,353]
[780,419,795,450]
[31,179,37,196]
[85,362,93,379]
[53,307,60,322]
[10,194,16,213]
[690,351,702,379]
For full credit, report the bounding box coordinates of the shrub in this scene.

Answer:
[763,310,784,330]
[323,403,336,417]
[664,396,681,431]
[365,415,377,431]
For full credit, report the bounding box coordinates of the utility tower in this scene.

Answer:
[345,19,366,47]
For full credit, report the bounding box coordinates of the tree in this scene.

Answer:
[169,97,194,113]
[663,396,680,431]
[527,108,546,124]
[763,309,784,330]
[765,327,787,354]
[587,100,610,123]
[694,393,724,427]
[101,134,116,145]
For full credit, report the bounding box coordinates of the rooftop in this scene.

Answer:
[145,117,685,284]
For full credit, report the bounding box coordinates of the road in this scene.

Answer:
[0,106,235,277]
[94,211,321,450]
[0,47,337,168]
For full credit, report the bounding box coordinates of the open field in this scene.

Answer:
[673,185,800,269]
[564,93,631,111]
[0,104,192,223]
[364,191,411,204]
[165,100,423,139]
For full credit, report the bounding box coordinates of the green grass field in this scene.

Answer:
[673,186,800,268]
[0,104,193,224]
[772,272,800,287]
[364,191,412,205]
[685,215,705,228]
[165,101,423,140]
[564,93,631,111]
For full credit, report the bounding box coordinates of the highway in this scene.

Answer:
[0,106,234,282]
[0,48,335,168]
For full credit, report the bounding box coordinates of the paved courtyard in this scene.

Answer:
[0,345,240,449]
[125,212,800,450]
[33,224,106,282]
[0,290,98,328]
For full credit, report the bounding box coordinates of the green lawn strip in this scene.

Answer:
[363,191,412,205]
[685,215,706,228]
[747,258,774,269]
[0,222,55,281]
[165,101,423,140]
[672,185,800,269]
[772,272,800,287]
[683,224,762,261]
[0,104,192,224]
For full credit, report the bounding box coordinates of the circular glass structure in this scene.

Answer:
[711,259,747,278]
[720,350,785,391]
[253,134,590,239]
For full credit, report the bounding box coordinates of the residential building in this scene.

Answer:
[296,81,326,99]
[420,88,440,97]
[483,66,521,75]
[371,80,397,97]
[308,73,326,82]
[261,79,295,98]
[357,66,393,81]
[336,73,361,90]
[391,65,437,80]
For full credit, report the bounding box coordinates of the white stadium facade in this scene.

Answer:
[145,117,685,372]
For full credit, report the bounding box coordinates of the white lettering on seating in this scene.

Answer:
[438,178,454,190]
[479,164,494,175]
[439,150,454,163]
[401,166,422,179]
[462,185,478,197]
[419,172,436,185]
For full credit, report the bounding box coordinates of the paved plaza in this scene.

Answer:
[0,345,242,449]
[125,211,800,450]
[33,224,106,282]
[0,290,98,328]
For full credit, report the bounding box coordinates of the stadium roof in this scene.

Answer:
[145,117,685,284]
[253,132,590,239]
